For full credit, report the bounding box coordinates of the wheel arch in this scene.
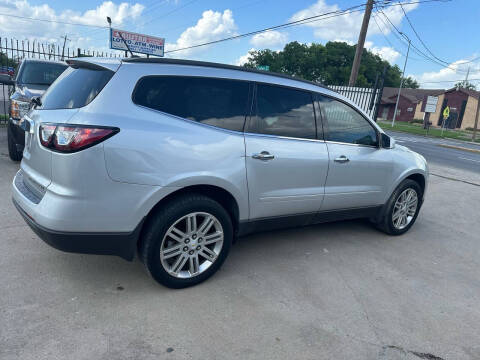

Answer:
[405,172,426,195]
[385,168,428,203]
[137,184,242,252]
[376,169,427,224]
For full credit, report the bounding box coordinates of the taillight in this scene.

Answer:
[39,124,119,153]
[39,124,56,147]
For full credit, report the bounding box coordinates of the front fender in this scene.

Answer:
[386,167,428,203]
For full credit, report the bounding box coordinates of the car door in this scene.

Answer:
[244,83,329,220]
[317,94,393,210]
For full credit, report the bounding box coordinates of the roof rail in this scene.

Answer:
[122,57,328,90]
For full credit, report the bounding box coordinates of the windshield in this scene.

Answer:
[40,66,114,110]
[17,62,67,85]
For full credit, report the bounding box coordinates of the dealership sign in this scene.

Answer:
[110,28,164,57]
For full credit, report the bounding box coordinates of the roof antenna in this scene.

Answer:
[107,16,137,58]
[118,32,136,58]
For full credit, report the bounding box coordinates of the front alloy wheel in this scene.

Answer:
[160,212,224,278]
[374,179,423,235]
[392,188,418,230]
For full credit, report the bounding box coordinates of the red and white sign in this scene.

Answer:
[110,28,164,57]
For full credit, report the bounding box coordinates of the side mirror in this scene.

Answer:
[381,133,395,149]
[0,73,14,85]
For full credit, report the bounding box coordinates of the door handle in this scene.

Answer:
[252,151,275,161]
[334,155,350,163]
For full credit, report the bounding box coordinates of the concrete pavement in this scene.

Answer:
[1,128,480,360]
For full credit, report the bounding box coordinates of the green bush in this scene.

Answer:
[410,119,424,124]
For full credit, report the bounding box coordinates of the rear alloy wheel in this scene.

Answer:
[140,194,232,288]
[375,179,422,235]
[160,212,224,279]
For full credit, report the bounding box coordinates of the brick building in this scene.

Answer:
[378,86,480,130]
[378,87,443,123]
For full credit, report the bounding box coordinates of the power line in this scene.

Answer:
[375,6,471,74]
[143,0,200,26]
[376,6,461,70]
[165,0,451,55]
[418,78,480,84]
[165,3,367,54]
[0,12,108,29]
[371,14,424,61]
[161,0,267,37]
[399,3,450,65]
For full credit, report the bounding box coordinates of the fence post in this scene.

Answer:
[373,65,387,122]
[368,73,379,111]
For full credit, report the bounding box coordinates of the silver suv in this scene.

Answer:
[12,58,428,288]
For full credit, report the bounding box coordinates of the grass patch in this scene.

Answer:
[377,120,480,143]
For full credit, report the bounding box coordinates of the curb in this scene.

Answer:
[437,144,480,154]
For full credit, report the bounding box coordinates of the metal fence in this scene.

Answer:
[328,85,382,120]
[0,36,123,125]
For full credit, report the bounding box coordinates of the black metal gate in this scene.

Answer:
[0,36,122,125]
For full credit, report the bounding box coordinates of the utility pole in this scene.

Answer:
[392,33,411,127]
[61,34,70,60]
[348,0,374,86]
[461,66,470,89]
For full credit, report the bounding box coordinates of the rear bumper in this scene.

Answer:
[13,197,142,261]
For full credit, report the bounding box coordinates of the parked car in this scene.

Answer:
[0,59,67,161]
[12,58,428,288]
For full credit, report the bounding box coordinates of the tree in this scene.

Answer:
[403,76,420,89]
[244,41,417,88]
[0,51,18,72]
[454,80,476,90]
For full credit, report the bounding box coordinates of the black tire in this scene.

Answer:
[375,179,423,235]
[7,124,22,161]
[140,194,233,288]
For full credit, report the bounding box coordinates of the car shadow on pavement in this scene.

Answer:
[37,218,402,292]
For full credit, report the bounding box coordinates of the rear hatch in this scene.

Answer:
[20,60,116,193]
[22,109,78,193]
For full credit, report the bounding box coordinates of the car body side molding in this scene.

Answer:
[237,205,383,237]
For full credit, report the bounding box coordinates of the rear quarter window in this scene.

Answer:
[40,67,113,110]
[132,76,250,132]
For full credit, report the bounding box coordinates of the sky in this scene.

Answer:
[0,0,478,89]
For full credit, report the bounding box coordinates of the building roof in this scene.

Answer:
[444,87,480,99]
[381,87,444,105]
[381,86,480,105]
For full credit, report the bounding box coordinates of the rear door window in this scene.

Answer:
[40,67,114,109]
[132,76,250,132]
[250,83,316,139]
